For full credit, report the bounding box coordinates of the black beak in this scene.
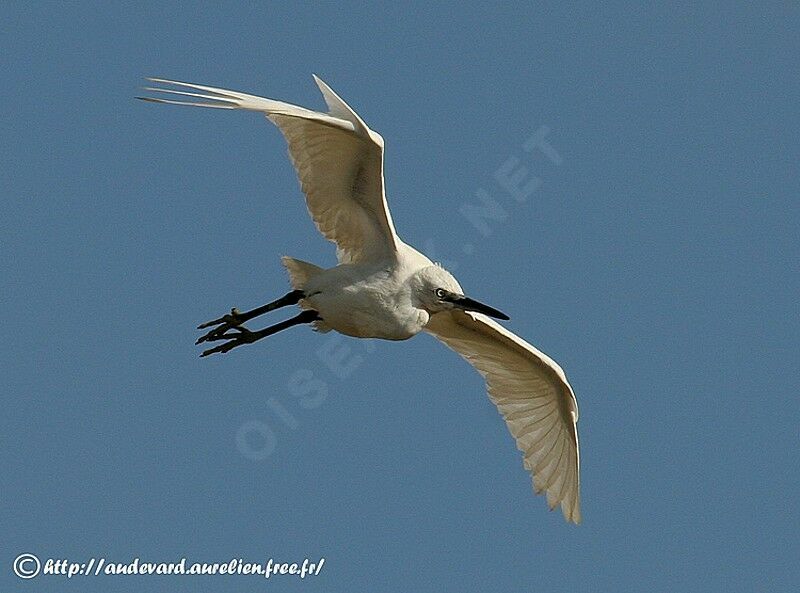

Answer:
[451,294,510,321]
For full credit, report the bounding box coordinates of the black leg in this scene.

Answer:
[196,289,304,345]
[199,309,320,357]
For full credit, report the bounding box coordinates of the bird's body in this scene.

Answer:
[293,244,436,340]
[140,76,582,524]
[304,265,429,340]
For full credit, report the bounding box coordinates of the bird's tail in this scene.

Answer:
[281,256,323,291]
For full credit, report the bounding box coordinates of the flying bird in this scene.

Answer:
[139,76,581,523]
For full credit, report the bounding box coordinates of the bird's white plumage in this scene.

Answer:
[425,310,580,523]
[140,76,581,524]
[142,77,400,263]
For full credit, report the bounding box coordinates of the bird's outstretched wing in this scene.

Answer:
[139,76,400,264]
[425,310,581,523]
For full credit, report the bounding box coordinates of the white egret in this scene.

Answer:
[139,76,581,523]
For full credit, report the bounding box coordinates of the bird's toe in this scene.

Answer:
[196,308,245,343]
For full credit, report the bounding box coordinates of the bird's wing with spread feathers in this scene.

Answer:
[139,76,400,264]
[425,309,581,524]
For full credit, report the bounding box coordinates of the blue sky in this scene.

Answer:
[2,3,798,592]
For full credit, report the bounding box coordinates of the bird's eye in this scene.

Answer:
[435,288,447,299]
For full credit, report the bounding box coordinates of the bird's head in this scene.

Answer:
[411,265,510,321]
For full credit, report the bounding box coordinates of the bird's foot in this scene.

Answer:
[196,308,244,345]
[199,326,258,357]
